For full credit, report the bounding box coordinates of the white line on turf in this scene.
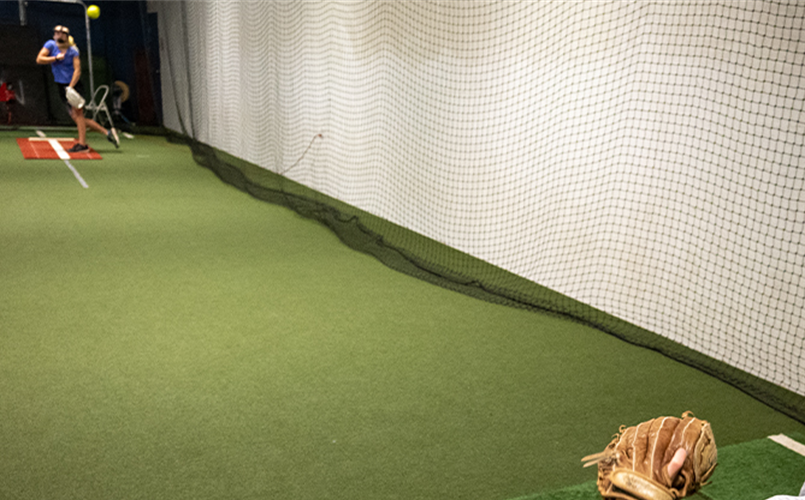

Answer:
[769,434,805,457]
[64,160,89,189]
[35,133,89,189]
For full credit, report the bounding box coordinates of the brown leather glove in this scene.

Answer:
[582,412,718,500]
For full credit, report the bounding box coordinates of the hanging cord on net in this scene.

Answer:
[278,133,323,176]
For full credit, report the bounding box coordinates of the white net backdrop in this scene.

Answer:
[155,0,804,396]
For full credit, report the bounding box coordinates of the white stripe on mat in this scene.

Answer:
[769,434,805,457]
[48,139,71,160]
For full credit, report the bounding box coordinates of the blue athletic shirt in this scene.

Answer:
[43,40,80,84]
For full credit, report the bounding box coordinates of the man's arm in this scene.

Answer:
[69,55,81,87]
[36,46,64,65]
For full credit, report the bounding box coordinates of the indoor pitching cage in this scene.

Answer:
[166,1,804,420]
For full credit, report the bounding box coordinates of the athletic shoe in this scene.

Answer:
[107,129,120,149]
[67,143,89,153]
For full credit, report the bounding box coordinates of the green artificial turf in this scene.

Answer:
[1,130,804,499]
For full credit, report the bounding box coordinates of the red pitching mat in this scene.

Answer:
[17,138,102,160]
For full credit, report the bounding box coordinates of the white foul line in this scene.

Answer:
[39,135,89,189]
[769,434,805,457]
[64,160,89,189]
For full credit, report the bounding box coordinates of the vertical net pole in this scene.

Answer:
[82,1,94,98]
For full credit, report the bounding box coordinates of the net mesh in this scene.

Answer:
[155,1,805,409]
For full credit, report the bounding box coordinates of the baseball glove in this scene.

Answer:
[65,86,85,110]
[581,412,717,500]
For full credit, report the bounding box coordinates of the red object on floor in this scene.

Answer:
[17,138,102,160]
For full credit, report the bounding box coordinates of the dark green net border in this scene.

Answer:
[169,132,805,426]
